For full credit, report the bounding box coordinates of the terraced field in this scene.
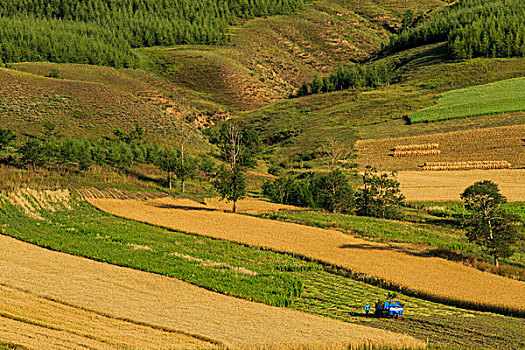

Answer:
[89,197,525,315]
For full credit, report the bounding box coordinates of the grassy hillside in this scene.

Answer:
[1,191,524,349]
[408,77,525,123]
[239,43,525,166]
[137,0,447,111]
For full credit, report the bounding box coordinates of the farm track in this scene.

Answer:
[0,235,423,350]
[89,197,525,315]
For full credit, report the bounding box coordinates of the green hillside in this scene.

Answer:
[408,77,525,123]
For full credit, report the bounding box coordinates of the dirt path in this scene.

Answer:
[89,197,525,314]
[0,235,422,350]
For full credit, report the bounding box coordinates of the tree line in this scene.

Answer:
[0,0,304,67]
[295,60,395,97]
[384,0,525,60]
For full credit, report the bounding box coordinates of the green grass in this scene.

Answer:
[408,78,525,124]
[1,193,525,349]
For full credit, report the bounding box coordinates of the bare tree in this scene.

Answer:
[322,137,349,170]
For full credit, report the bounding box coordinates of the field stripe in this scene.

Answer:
[0,235,423,349]
[89,197,525,315]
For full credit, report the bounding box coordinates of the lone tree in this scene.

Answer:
[356,166,404,219]
[316,169,355,214]
[461,181,521,266]
[211,122,261,213]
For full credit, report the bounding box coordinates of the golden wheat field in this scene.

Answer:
[0,235,424,350]
[397,169,525,201]
[89,197,525,314]
[356,125,525,171]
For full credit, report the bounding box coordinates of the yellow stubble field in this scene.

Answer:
[356,125,525,171]
[0,235,423,350]
[89,197,525,315]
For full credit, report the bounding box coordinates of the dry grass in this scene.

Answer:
[356,124,525,171]
[394,144,440,151]
[397,169,525,202]
[89,197,525,315]
[422,161,512,171]
[0,235,423,350]
[393,150,441,157]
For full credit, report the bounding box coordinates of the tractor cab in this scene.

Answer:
[375,299,404,318]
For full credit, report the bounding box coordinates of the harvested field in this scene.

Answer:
[393,150,441,157]
[394,144,440,151]
[398,169,525,202]
[89,197,525,315]
[0,235,423,350]
[356,124,525,171]
[422,161,511,171]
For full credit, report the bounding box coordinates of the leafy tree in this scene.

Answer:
[461,181,522,266]
[0,127,15,152]
[356,166,404,219]
[213,165,246,213]
[211,122,261,212]
[174,152,198,193]
[157,148,178,189]
[19,139,46,171]
[315,169,354,214]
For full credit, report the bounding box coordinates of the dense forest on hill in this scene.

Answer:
[0,0,303,67]
[386,0,525,59]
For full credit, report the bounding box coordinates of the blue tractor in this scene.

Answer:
[374,299,404,319]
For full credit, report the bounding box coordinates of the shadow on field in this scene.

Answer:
[151,203,219,212]
[339,243,418,256]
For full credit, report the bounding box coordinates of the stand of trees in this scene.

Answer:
[263,167,403,219]
[0,0,304,67]
[385,0,525,60]
[296,60,395,97]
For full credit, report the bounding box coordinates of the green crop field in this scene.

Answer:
[408,77,525,124]
[1,192,524,349]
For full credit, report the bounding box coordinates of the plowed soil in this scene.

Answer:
[0,235,422,350]
[89,197,525,314]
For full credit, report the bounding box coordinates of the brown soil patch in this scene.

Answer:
[398,169,525,202]
[356,125,525,171]
[0,235,422,350]
[89,197,525,314]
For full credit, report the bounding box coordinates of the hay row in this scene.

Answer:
[394,150,442,157]
[422,161,512,171]
[394,143,439,151]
